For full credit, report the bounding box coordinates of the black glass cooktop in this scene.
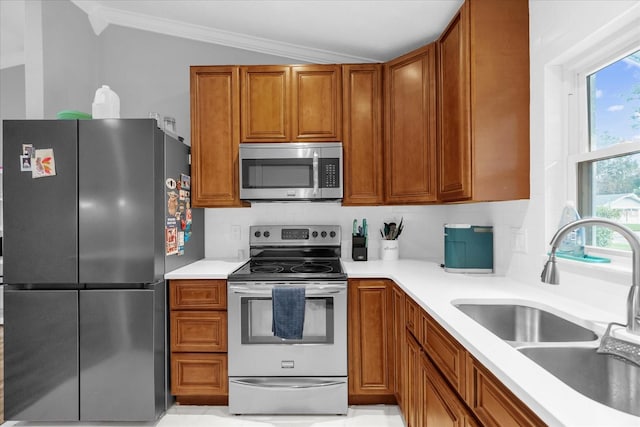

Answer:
[229,257,346,281]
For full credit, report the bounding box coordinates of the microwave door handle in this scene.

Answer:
[313,151,319,197]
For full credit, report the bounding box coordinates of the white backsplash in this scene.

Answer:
[203,199,531,276]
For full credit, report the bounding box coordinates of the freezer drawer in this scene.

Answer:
[80,286,165,421]
[5,283,166,422]
[5,290,79,421]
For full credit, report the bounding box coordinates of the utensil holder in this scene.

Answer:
[380,240,399,261]
[352,236,367,261]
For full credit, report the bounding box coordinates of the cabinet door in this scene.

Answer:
[467,0,530,202]
[240,66,290,142]
[170,279,227,310]
[171,311,227,352]
[171,353,228,396]
[404,332,422,427]
[190,66,243,207]
[392,285,405,412]
[384,44,438,204]
[437,3,472,202]
[421,352,471,427]
[425,314,466,397]
[467,355,545,427]
[342,64,384,205]
[291,65,342,141]
[405,296,420,338]
[348,279,394,402]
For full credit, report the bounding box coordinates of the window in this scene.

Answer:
[574,49,640,252]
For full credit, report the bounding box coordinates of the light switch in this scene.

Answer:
[231,225,241,241]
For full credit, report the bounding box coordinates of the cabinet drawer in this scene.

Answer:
[425,315,466,397]
[171,311,227,352]
[467,356,544,427]
[170,280,227,310]
[405,297,420,338]
[171,353,228,396]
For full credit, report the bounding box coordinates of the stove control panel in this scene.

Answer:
[249,225,341,246]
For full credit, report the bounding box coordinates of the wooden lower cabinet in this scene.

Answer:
[171,353,228,397]
[466,355,545,427]
[397,285,544,427]
[422,351,476,427]
[405,332,422,427]
[348,279,395,404]
[171,311,227,353]
[424,313,466,396]
[392,285,406,412]
[170,280,229,404]
[406,330,476,427]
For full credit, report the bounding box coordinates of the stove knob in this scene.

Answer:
[330,231,336,238]
[321,231,327,238]
[264,231,271,238]
[254,231,261,238]
[312,231,319,238]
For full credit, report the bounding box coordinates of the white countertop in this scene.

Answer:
[165,257,640,426]
[165,258,247,279]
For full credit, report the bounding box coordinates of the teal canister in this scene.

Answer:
[444,224,493,273]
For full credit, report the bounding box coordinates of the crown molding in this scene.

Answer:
[70,1,379,64]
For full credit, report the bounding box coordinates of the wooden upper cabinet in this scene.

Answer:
[190,66,243,207]
[291,65,342,141]
[437,0,530,202]
[384,44,438,204]
[342,64,384,205]
[437,4,471,201]
[239,64,341,142]
[240,66,290,142]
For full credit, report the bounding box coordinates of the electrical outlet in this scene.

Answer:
[511,228,528,253]
[231,225,241,241]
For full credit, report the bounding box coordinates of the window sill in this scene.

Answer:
[546,249,632,287]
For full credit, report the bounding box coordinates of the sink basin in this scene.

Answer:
[454,303,598,344]
[519,346,640,417]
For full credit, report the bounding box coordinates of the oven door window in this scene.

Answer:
[240,296,334,344]
[242,159,313,189]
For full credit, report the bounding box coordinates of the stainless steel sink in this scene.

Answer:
[454,303,598,344]
[519,346,640,417]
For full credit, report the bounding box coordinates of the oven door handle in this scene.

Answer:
[229,287,345,296]
[230,378,345,389]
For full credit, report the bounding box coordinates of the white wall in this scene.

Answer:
[508,0,640,286]
[41,0,98,118]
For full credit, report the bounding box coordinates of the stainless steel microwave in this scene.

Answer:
[239,142,343,201]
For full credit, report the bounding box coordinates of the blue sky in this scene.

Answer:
[590,49,640,147]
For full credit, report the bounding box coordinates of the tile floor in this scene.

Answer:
[2,405,404,427]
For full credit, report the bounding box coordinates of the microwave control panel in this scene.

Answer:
[321,159,340,188]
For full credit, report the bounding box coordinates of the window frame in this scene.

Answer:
[566,39,640,258]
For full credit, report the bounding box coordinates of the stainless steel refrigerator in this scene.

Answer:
[2,119,204,422]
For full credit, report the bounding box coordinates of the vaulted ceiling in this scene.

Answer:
[1,0,464,68]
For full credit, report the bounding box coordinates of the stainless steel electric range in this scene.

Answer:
[227,225,347,415]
